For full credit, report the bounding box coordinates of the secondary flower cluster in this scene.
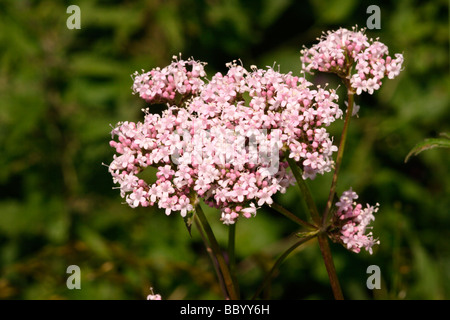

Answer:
[301,26,404,95]
[132,57,206,105]
[108,58,343,224]
[330,188,380,254]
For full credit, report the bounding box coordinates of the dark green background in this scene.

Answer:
[0,0,448,299]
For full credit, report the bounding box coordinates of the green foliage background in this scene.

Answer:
[0,0,448,300]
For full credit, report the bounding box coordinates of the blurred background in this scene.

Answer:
[0,0,448,300]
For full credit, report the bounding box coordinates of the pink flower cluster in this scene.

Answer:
[332,188,380,254]
[301,26,404,95]
[108,57,343,224]
[132,56,206,104]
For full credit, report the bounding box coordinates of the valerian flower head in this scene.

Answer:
[329,188,380,254]
[108,56,342,224]
[300,26,404,95]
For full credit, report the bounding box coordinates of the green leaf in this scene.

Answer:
[404,133,450,163]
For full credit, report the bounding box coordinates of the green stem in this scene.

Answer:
[252,234,316,300]
[317,233,344,300]
[286,154,344,300]
[322,85,355,226]
[195,203,239,300]
[286,156,321,225]
[228,223,240,299]
[194,216,228,298]
[228,223,236,270]
[315,82,354,300]
[269,202,317,230]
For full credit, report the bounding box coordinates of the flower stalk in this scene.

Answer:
[195,203,239,300]
[269,202,317,230]
[286,157,321,226]
[322,82,355,227]
[317,233,344,299]
[194,215,228,298]
[287,156,344,300]
[227,223,240,299]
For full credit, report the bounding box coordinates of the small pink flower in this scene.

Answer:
[147,287,162,300]
[241,203,258,219]
[157,165,174,179]
[257,187,274,206]
[127,187,147,208]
